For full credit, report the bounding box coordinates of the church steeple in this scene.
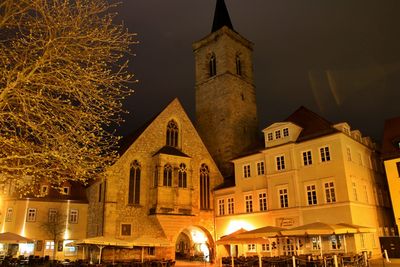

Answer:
[211,0,234,32]
[194,0,259,178]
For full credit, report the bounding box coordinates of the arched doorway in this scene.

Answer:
[175,226,214,263]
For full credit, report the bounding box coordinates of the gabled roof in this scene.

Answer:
[382,116,400,160]
[153,146,190,158]
[211,0,234,33]
[118,98,175,156]
[285,106,339,142]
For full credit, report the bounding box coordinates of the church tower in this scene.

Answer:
[193,0,259,177]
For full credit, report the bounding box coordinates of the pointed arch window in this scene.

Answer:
[163,164,173,187]
[178,163,187,188]
[209,53,217,77]
[200,164,210,209]
[128,160,141,205]
[166,120,179,147]
[236,54,242,76]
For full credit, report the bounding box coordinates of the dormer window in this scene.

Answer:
[41,185,48,195]
[236,55,242,76]
[62,187,70,195]
[275,130,281,139]
[166,120,179,147]
[267,133,273,141]
[209,53,216,77]
[283,128,289,137]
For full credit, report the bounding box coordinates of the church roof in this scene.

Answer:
[153,146,191,158]
[211,0,234,32]
[382,116,400,160]
[284,106,339,142]
[118,99,175,155]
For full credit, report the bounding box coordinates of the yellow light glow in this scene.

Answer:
[64,200,70,239]
[191,229,208,243]
[225,220,255,235]
[20,199,30,237]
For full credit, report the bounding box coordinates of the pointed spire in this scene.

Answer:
[211,0,234,33]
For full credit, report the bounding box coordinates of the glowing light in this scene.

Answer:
[64,200,71,240]
[191,229,208,243]
[20,199,30,237]
[225,220,255,235]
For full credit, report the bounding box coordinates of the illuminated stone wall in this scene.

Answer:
[193,26,259,177]
[87,99,223,260]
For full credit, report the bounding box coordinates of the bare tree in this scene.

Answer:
[41,211,67,260]
[0,0,136,195]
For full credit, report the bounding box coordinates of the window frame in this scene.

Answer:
[163,164,173,187]
[302,150,313,166]
[69,209,79,224]
[48,209,57,223]
[243,164,251,178]
[245,194,253,213]
[27,208,37,222]
[275,130,281,139]
[129,160,141,205]
[5,208,13,222]
[283,128,289,137]
[278,188,289,208]
[267,132,273,141]
[218,199,225,216]
[178,163,187,188]
[121,223,132,236]
[276,155,285,171]
[256,161,265,176]
[319,146,331,162]
[227,197,235,214]
[306,184,318,205]
[259,192,268,211]
[324,181,336,203]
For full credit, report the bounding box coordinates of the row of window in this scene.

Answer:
[242,146,331,178]
[217,181,338,215]
[244,235,343,253]
[128,160,211,210]
[267,128,289,141]
[208,53,243,77]
[5,207,79,223]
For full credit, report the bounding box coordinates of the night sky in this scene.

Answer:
[115,0,400,143]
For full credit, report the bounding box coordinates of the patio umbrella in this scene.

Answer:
[237,226,285,239]
[335,223,376,233]
[280,222,357,236]
[0,232,33,243]
[68,236,132,264]
[131,236,170,263]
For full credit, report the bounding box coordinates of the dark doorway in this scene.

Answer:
[380,237,400,258]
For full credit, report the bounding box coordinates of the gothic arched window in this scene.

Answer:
[178,163,187,188]
[128,160,141,205]
[163,164,172,187]
[209,53,216,77]
[200,164,210,209]
[236,54,242,76]
[166,120,179,147]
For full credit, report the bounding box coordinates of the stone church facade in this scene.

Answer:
[87,99,223,261]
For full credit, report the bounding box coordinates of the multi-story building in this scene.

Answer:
[0,181,88,260]
[214,106,394,257]
[382,117,400,231]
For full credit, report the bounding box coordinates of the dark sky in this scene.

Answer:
[116,0,400,143]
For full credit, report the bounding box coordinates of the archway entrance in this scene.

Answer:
[175,226,213,262]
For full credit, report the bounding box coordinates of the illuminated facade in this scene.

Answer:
[214,107,394,257]
[0,182,88,260]
[86,99,223,261]
[382,117,400,231]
